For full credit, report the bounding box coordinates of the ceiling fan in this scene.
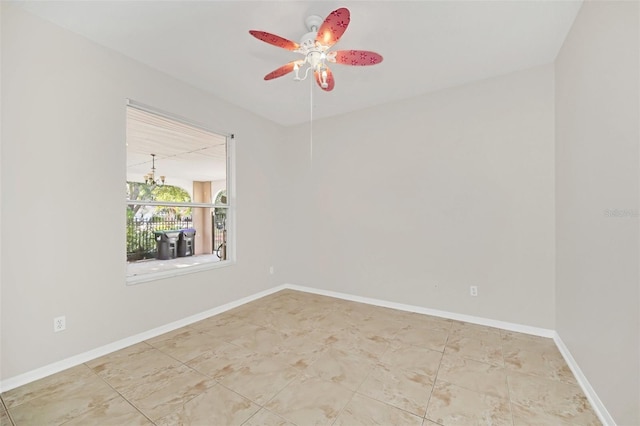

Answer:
[249,7,383,92]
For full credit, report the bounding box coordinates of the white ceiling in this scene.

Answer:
[15,1,582,127]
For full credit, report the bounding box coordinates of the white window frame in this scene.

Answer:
[125,100,236,285]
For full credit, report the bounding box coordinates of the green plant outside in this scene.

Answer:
[126,182,192,260]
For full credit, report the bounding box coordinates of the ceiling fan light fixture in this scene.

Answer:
[320,68,328,89]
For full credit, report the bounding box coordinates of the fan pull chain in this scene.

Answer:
[309,74,313,170]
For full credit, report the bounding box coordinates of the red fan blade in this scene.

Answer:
[333,50,383,66]
[264,62,297,81]
[314,67,335,92]
[315,7,350,47]
[249,30,300,51]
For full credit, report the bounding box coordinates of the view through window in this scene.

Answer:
[125,102,232,282]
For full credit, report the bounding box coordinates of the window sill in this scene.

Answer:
[126,255,234,285]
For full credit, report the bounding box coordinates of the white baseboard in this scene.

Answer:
[285,284,555,338]
[1,282,613,426]
[0,285,288,393]
[553,333,616,426]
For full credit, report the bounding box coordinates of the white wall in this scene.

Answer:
[0,4,286,379]
[0,0,4,383]
[555,1,640,424]
[283,64,556,329]
[4,7,638,425]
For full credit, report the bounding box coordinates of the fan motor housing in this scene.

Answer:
[299,31,317,49]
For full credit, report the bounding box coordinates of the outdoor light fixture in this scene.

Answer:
[144,153,165,186]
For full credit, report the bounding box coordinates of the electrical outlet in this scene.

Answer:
[269,266,274,275]
[470,286,478,297]
[54,316,66,332]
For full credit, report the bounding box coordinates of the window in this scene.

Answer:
[125,101,234,284]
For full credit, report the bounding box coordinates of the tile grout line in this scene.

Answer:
[262,293,348,422]
[86,341,222,424]
[334,333,398,422]
[425,322,455,426]
[214,381,272,425]
[499,331,516,426]
[103,340,223,423]
[144,304,301,425]
[179,299,328,424]
[425,324,518,424]
[1,395,16,426]
[377,320,456,422]
[81,362,157,426]
[422,328,449,424]
[328,385,358,426]
[222,359,306,425]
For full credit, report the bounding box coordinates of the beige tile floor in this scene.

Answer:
[1,290,601,426]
